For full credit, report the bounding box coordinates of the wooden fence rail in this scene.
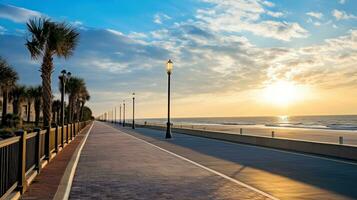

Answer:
[0,121,91,199]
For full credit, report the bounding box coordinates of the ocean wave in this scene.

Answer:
[265,123,357,130]
[221,122,256,126]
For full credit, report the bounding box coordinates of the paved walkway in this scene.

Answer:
[114,125,357,200]
[69,122,271,200]
[22,125,91,200]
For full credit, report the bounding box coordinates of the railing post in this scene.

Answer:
[73,122,75,138]
[45,126,50,160]
[16,130,27,194]
[34,128,41,173]
[240,128,243,135]
[61,124,64,148]
[69,123,72,142]
[339,136,344,144]
[66,124,69,144]
[55,125,59,153]
[272,131,275,138]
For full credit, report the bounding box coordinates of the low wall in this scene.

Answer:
[136,124,357,161]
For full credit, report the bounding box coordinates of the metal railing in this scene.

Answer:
[0,120,92,199]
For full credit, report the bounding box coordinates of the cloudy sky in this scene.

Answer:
[0,0,357,118]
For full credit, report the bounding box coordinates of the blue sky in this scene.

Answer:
[0,0,357,117]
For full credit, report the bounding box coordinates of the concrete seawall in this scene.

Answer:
[135,124,357,161]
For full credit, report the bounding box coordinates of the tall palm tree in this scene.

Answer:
[52,99,61,124]
[25,86,37,122]
[65,77,84,123]
[26,17,79,128]
[33,86,42,126]
[10,85,26,127]
[0,57,18,125]
[78,87,90,121]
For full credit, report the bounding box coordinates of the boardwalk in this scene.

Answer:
[69,121,357,200]
[69,122,270,200]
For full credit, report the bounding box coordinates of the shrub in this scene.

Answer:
[0,128,15,139]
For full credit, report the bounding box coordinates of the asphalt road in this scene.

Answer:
[114,124,357,200]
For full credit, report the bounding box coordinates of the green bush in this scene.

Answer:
[3,113,19,128]
[0,128,15,139]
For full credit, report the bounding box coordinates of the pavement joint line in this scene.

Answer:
[102,123,279,200]
[53,123,94,200]
[123,125,357,166]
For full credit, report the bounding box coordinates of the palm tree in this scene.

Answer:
[0,57,18,125]
[25,86,37,122]
[78,86,90,121]
[33,86,42,126]
[65,77,84,123]
[26,17,79,128]
[9,85,26,127]
[52,99,61,124]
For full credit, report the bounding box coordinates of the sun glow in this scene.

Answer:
[262,80,307,106]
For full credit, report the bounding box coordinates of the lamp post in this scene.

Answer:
[166,59,173,139]
[119,104,122,124]
[115,107,117,124]
[59,70,71,146]
[132,93,135,129]
[123,100,126,127]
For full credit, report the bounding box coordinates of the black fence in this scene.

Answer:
[0,121,92,199]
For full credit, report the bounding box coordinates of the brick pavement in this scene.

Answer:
[69,122,270,200]
[21,124,91,200]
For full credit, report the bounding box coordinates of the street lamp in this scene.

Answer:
[166,59,173,139]
[59,69,71,147]
[119,104,122,124]
[132,93,135,129]
[123,100,126,127]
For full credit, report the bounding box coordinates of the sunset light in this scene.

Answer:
[1,1,357,199]
[262,80,307,106]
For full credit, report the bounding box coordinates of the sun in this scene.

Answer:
[262,80,305,106]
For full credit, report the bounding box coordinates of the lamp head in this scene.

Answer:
[166,59,173,74]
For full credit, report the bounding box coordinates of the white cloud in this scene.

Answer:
[0,26,6,34]
[128,32,147,39]
[306,12,323,19]
[339,0,346,4]
[267,11,284,18]
[153,13,171,24]
[0,4,42,23]
[262,1,274,7]
[332,9,357,20]
[196,0,308,41]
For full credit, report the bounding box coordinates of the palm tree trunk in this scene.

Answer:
[1,89,8,125]
[80,102,85,121]
[41,52,53,128]
[75,101,80,121]
[27,100,31,122]
[18,105,23,128]
[13,99,19,116]
[57,110,60,124]
[52,110,56,123]
[68,95,71,123]
[35,101,40,127]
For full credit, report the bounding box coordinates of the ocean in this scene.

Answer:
[137,115,357,131]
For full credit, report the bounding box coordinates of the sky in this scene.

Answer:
[0,0,357,118]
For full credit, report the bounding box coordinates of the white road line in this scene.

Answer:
[62,123,94,200]
[103,123,279,200]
